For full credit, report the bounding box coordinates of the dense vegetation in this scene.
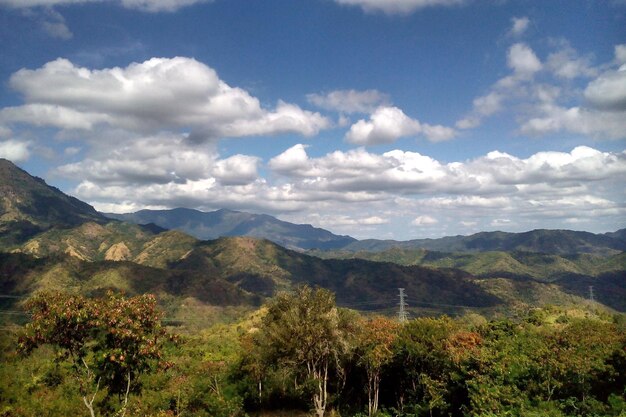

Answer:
[2,287,624,417]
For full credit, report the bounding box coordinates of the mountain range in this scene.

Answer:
[0,157,624,319]
[339,229,626,256]
[105,206,626,256]
[104,207,356,251]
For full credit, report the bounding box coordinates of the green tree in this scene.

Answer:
[253,285,356,417]
[18,291,168,417]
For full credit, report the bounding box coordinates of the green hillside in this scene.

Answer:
[342,228,626,255]
[17,221,197,266]
[0,159,105,247]
[310,248,626,311]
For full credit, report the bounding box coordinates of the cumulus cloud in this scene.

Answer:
[63,143,625,238]
[55,134,263,189]
[584,68,626,111]
[267,144,311,174]
[520,103,626,139]
[546,42,597,79]
[270,144,626,196]
[507,43,542,76]
[456,43,543,129]
[0,139,31,162]
[56,134,217,185]
[458,38,626,140]
[346,106,456,145]
[333,0,464,15]
[259,145,624,235]
[307,89,389,114]
[212,154,260,186]
[0,0,211,12]
[2,57,329,141]
[508,16,530,37]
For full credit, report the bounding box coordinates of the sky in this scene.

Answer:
[0,0,625,240]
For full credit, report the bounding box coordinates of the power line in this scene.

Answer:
[405,299,493,310]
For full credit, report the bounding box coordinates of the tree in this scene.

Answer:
[356,316,398,417]
[18,291,168,417]
[253,285,356,417]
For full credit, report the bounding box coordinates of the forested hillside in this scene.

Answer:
[1,287,624,417]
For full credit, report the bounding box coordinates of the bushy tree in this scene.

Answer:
[18,291,169,417]
[252,285,357,417]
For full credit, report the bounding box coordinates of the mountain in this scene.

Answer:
[310,248,626,279]
[0,160,622,317]
[605,228,626,243]
[3,222,501,312]
[309,247,626,311]
[0,159,105,246]
[340,229,626,255]
[104,207,356,251]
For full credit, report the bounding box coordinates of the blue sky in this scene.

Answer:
[0,0,625,239]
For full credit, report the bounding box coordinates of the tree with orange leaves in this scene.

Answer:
[357,316,399,417]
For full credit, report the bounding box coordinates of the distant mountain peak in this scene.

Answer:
[104,207,356,251]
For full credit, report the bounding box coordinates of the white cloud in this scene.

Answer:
[270,144,626,196]
[458,39,626,140]
[457,43,542,130]
[0,139,31,162]
[40,9,73,39]
[411,215,438,226]
[507,43,542,76]
[0,0,211,12]
[456,92,503,129]
[212,154,260,186]
[346,106,421,145]
[584,68,626,111]
[2,57,329,141]
[509,16,529,37]
[334,0,464,15]
[64,143,625,238]
[520,103,626,139]
[615,44,626,63]
[315,215,389,227]
[460,221,477,227]
[546,43,597,79]
[267,144,311,174]
[119,0,210,12]
[0,104,110,130]
[56,134,218,185]
[346,106,455,145]
[307,89,389,114]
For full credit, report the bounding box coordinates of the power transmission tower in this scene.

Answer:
[398,288,409,323]
[589,285,594,303]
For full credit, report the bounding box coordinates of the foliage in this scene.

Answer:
[356,316,399,416]
[249,285,358,417]
[1,289,625,417]
[17,291,169,417]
